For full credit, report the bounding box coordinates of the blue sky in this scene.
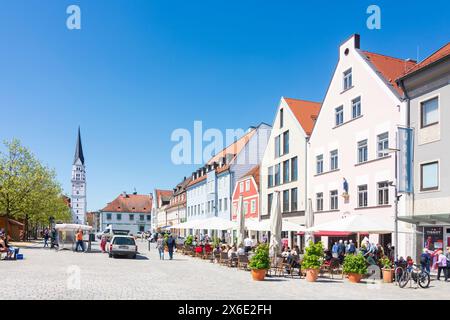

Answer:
[0,0,448,211]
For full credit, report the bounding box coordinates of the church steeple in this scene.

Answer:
[74,126,85,165]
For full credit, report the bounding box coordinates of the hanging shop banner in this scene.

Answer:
[397,127,414,193]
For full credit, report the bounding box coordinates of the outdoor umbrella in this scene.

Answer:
[304,198,314,245]
[269,191,282,257]
[191,217,237,231]
[245,219,305,232]
[236,195,245,246]
[306,214,414,234]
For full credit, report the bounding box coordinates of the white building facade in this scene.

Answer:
[308,34,415,256]
[186,123,271,236]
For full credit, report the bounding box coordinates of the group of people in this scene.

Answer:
[155,233,176,260]
[43,227,59,249]
[326,238,390,266]
[418,247,450,281]
[0,230,19,260]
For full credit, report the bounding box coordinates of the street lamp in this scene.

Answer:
[385,147,401,261]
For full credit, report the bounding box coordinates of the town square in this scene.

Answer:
[0,0,450,305]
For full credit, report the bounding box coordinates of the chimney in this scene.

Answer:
[122,191,127,197]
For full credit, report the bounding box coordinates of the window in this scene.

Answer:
[358,140,368,163]
[291,188,298,212]
[146,215,151,221]
[377,182,389,205]
[243,201,248,215]
[377,132,389,158]
[268,166,274,188]
[283,160,290,184]
[330,190,338,210]
[291,157,298,181]
[421,161,439,191]
[283,131,289,155]
[239,182,244,193]
[275,135,281,158]
[251,200,256,214]
[106,213,112,220]
[267,193,273,214]
[316,193,323,211]
[316,155,324,174]
[335,106,344,126]
[129,214,134,221]
[421,97,439,128]
[139,225,145,232]
[330,150,338,170]
[117,214,122,221]
[275,164,281,186]
[140,214,145,221]
[343,68,352,90]
[283,190,290,213]
[358,185,368,208]
[219,199,222,211]
[245,180,250,191]
[224,198,228,211]
[280,108,284,128]
[352,96,361,118]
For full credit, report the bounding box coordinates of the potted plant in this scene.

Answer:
[185,235,193,246]
[343,253,368,283]
[302,241,324,282]
[380,256,394,283]
[248,244,270,281]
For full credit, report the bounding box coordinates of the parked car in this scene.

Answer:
[108,235,138,259]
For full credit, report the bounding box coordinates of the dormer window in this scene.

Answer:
[343,68,352,90]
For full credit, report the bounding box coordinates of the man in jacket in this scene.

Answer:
[167,234,176,260]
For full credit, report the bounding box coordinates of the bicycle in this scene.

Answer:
[398,263,430,289]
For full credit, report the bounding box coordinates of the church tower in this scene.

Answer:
[71,127,87,224]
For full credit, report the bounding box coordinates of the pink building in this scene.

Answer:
[231,165,260,221]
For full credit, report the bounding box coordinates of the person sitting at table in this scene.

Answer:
[281,246,290,258]
[204,242,212,253]
[237,245,245,256]
[228,245,237,259]
[324,249,332,262]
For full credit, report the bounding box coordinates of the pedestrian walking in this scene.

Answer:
[43,228,50,248]
[167,234,176,260]
[50,228,59,249]
[420,248,431,274]
[156,235,165,260]
[100,234,107,253]
[75,229,84,252]
[331,242,339,258]
[437,250,448,281]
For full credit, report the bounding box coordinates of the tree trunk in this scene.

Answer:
[25,214,29,241]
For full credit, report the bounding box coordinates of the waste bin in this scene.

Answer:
[89,233,96,242]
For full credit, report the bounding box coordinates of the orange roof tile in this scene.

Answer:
[188,128,257,187]
[102,193,153,213]
[399,43,450,79]
[362,51,417,95]
[283,98,321,136]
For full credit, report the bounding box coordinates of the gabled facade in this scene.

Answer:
[186,123,271,234]
[154,189,173,229]
[397,42,450,258]
[232,165,260,221]
[99,192,153,235]
[308,34,416,254]
[260,97,321,225]
[166,177,191,235]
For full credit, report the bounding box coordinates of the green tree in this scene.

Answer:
[0,139,71,238]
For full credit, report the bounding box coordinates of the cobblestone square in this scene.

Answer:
[3,241,450,300]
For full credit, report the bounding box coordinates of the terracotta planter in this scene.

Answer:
[251,269,267,281]
[305,269,319,282]
[382,268,394,283]
[347,273,363,283]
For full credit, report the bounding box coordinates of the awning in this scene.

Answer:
[55,224,92,232]
[296,231,367,237]
[398,214,450,225]
[245,219,306,232]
